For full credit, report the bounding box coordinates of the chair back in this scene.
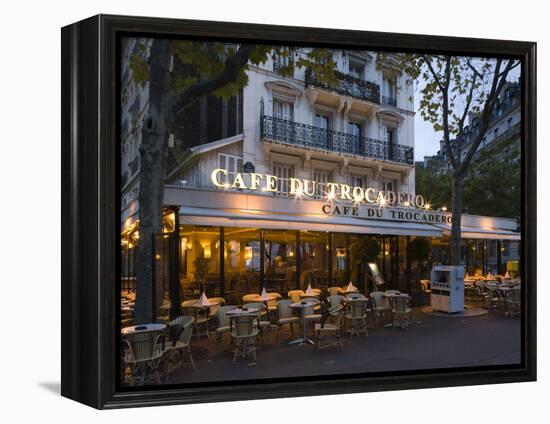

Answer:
[123,330,164,362]
[230,314,258,338]
[508,288,521,304]
[370,291,388,308]
[208,297,225,315]
[169,316,194,347]
[327,294,346,308]
[288,290,305,303]
[267,292,282,309]
[420,280,431,291]
[242,302,267,320]
[349,300,368,318]
[392,296,411,313]
[327,286,344,296]
[302,298,320,316]
[385,290,401,296]
[216,305,238,328]
[242,294,258,303]
[277,299,295,319]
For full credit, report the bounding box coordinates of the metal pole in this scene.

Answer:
[219,226,225,298]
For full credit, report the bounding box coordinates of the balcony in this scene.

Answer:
[261,116,414,166]
[305,69,380,104]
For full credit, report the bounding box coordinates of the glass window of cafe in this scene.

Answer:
[176,224,437,300]
[299,230,330,290]
[223,227,261,303]
[179,225,221,298]
[264,229,297,293]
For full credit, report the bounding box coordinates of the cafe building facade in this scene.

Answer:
[120,42,520,316]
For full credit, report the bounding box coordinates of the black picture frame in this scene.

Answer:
[61,14,537,409]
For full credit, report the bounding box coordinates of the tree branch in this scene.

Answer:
[422,54,444,91]
[440,57,459,171]
[170,44,256,118]
[459,59,515,171]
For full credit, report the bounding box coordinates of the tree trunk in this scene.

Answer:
[450,172,464,265]
[134,40,171,324]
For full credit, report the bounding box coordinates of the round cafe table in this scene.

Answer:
[289,300,318,345]
[120,323,166,335]
[226,307,260,317]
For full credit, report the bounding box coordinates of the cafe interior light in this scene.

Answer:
[202,242,211,259]
[244,246,253,261]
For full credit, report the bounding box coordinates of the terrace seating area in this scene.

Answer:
[120,284,422,386]
[462,273,522,317]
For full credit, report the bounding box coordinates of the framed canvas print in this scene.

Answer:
[61,14,536,409]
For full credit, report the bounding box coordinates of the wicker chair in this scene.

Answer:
[242,294,259,303]
[275,299,300,342]
[242,302,271,334]
[121,330,165,386]
[181,299,210,338]
[288,290,305,303]
[207,297,226,317]
[327,286,344,296]
[267,292,283,313]
[215,305,238,347]
[327,294,346,308]
[420,280,431,303]
[230,314,260,363]
[345,299,369,338]
[392,295,412,331]
[165,316,196,374]
[315,305,344,352]
[505,288,521,318]
[370,291,390,323]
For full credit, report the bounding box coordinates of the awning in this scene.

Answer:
[179,206,443,237]
[434,223,520,241]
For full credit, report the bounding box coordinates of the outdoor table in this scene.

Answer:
[289,300,318,345]
[343,289,359,295]
[226,307,260,317]
[120,323,166,335]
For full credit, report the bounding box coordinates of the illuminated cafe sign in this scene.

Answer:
[210,168,452,224]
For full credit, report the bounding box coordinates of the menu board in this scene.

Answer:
[368,262,385,287]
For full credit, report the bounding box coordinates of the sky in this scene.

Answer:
[414,110,440,161]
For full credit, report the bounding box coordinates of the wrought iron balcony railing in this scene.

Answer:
[305,69,380,104]
[261,116,414,165]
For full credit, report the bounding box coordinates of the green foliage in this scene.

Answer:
[128,42,150,86]
[461,138,520,218]
[193,257,209,283]
[416,137,520,218]
[415,165,452,210]
[127,40,340,102]
[349,237,380,265]
[407,238,431,262]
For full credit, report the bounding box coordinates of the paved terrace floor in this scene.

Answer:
[166,309,521,385]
